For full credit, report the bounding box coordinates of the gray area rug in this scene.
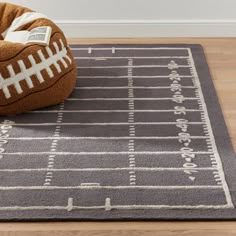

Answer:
[0,44,236,221]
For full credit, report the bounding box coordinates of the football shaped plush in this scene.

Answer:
[0,3,77,115]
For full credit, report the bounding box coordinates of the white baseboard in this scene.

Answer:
[54,20,236,37]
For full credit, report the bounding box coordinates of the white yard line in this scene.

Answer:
[29,109,203,113]
[2,151,213,155]
[72,47,189,51]
[66,97,198,101]
[0,185,222,191]
[8,122,204,126]
[77,65,190,69]
[0,167,217,172]
[3,136,209,140]
[75,86,196,89]
[74,56,189,59]
[77,75,192,78]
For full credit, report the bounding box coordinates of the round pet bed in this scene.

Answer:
[0,3,77,115]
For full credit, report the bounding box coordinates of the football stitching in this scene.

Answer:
[0,68,75,108]
[0,39,72,99]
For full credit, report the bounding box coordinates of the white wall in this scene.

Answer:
[2,0,236,37]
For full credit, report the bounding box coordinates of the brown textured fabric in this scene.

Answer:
[0,3,33,35]
[0,3,77,115]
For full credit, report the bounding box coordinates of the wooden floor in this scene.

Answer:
[1,38,236,236]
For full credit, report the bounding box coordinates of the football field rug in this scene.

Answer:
[0,44,236,220]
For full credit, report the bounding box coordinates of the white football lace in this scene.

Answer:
[0,39,72,99]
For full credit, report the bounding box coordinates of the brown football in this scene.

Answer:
[0,3,77,115]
